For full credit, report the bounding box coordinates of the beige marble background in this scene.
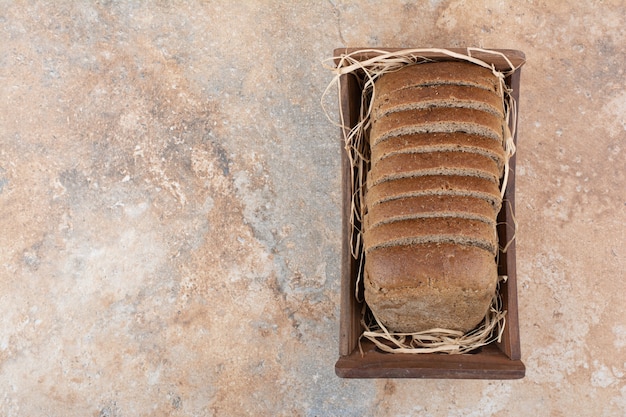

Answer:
[0,1,624,416]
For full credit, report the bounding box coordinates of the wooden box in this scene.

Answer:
[335,48,526,379]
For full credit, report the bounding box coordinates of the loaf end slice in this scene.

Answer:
[374,61,502,98]
[364,243,498,333]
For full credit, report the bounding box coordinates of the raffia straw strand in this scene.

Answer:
[500,199,518,254]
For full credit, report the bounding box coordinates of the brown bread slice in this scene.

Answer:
[366,175,502,209]
[364,242,498,332]
[364,195,497,230]
[369,151,501,186]
[374,61,501,98]
[372,146,505,177]
[370,107,504,146]
[370,132,506,171]
[372,84,504,119]
[363,217,498,255]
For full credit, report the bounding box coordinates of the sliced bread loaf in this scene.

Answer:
[362,60,506,334]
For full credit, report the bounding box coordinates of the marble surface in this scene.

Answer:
[0,1,624,416]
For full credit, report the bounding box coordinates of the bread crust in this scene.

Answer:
[370,107,504,145]
[366,175,502,208]
[369,151,501,186]
[374,61,501,97]
[365,195,498,230]
[363,217,498,255]
[371,132,506,172]
[372,84,504,119]
[364,243,498,332]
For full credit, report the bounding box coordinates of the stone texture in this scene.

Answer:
[0,1,624,416]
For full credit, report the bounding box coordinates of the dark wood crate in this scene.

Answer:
[335,48,526,379]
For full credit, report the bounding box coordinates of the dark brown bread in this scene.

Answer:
[363,60,505,333]
[364,243,498,332]
[366,174,502,209]
[370,107,504,146]
[369,151,502,186]
[365,195,497,230]
[363,217,498,255]
[374,61,501,97]
[372,84,504,119]
[371,132,506,172]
